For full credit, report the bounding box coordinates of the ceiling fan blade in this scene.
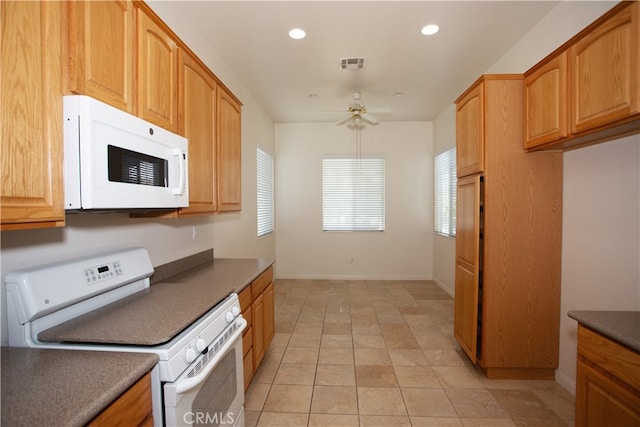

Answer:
[361,113,380,125]
[335,114,353,126]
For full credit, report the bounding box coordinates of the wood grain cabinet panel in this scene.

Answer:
[524,1,639,150]
[570,1,639,134]
[177,49,218,216]
[68,0,135,113]
[575,325,640,427]
[453,175,481,364]
[524,52,568,148]
[454,75,563,379]
[137,9,178,133]
[239,266,274,388]
[216,88,242,212]
[251,292,265,370]
[88,371,154,427]
[455,82,484,178]
[1,1,65,230]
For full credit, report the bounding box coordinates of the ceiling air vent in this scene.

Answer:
[340,57,366,70]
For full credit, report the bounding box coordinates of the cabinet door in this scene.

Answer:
[456,82,484,177]
[570,1,639,134]
[177,50,217,216]
[576,360,640,427]
[263,282,275,348]
[137,9,178,133]
[453,174,482,363]
[524,52,568,149]
[1,1,65,230]
[251,292,265,370]
[217,88,242,212]
[68,0,134,113]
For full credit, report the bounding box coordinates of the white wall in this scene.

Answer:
[561,135,639,388]
[275,122,433,280]
[458,0,639,392]
[432,104,457,296]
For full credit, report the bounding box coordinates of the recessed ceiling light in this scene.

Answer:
[288,28,306,40]
[421,24,440,36]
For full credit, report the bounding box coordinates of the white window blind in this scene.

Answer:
[434,148,456,237]
[322,156,385,232]
[257,147,274,237]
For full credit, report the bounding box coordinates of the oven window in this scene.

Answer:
[107,145,168,187]
[191,348,237,426]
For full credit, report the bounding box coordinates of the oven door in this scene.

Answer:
[163,319,246,427]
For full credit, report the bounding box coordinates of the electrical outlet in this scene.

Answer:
[192,226,198,239]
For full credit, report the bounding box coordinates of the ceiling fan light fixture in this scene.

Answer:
[420,24,440,36]
[288,28,306,39]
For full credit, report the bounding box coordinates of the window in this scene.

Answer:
[322,155,385,232]
[257,147,274,237]
[434,148,456,237]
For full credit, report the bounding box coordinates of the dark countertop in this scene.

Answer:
[568,310,640,353]
[39,258,274,345]
[1,347,158,427]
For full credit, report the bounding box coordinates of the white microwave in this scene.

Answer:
[63,95,189,211]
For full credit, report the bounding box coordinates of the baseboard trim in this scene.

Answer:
[555,369,576,395]
[432,277,454,297]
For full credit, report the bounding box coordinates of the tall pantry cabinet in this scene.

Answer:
[454,75,563,379]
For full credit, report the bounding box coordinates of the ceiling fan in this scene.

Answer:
[335,92,392,127]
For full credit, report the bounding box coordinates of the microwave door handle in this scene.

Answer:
[174,317,247,394]
[172,148,186,195]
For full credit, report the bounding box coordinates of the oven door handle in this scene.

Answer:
[174,317,247,394]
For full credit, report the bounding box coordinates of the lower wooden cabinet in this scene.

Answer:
[239,266,274,390]
[88,371,154,427]
[575,325,640,427]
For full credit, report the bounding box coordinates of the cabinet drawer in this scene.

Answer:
[251,266,273,300]
[239,286,252,312]
[242,325,252,357]
[578,325,640,391]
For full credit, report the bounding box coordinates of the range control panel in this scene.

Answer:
[84,260,123,285]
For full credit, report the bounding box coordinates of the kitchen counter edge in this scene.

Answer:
[567,310,640,353]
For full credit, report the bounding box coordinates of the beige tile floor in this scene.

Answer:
[244,279,575,427]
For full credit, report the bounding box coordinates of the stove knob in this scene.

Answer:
[232,306,240,316]
[185,348,197,363]
[196,338,207,352]
[225,311,234,323]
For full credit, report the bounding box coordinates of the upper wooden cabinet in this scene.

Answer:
[177,49,218,216]
[68,0,135,113]
[570,1,639,134]
[524,52,568,149]
[137,8,179,133]
[1,1,65,230]
[525,1,639,150]
[455,82,485,177]
[217,88,242,212]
